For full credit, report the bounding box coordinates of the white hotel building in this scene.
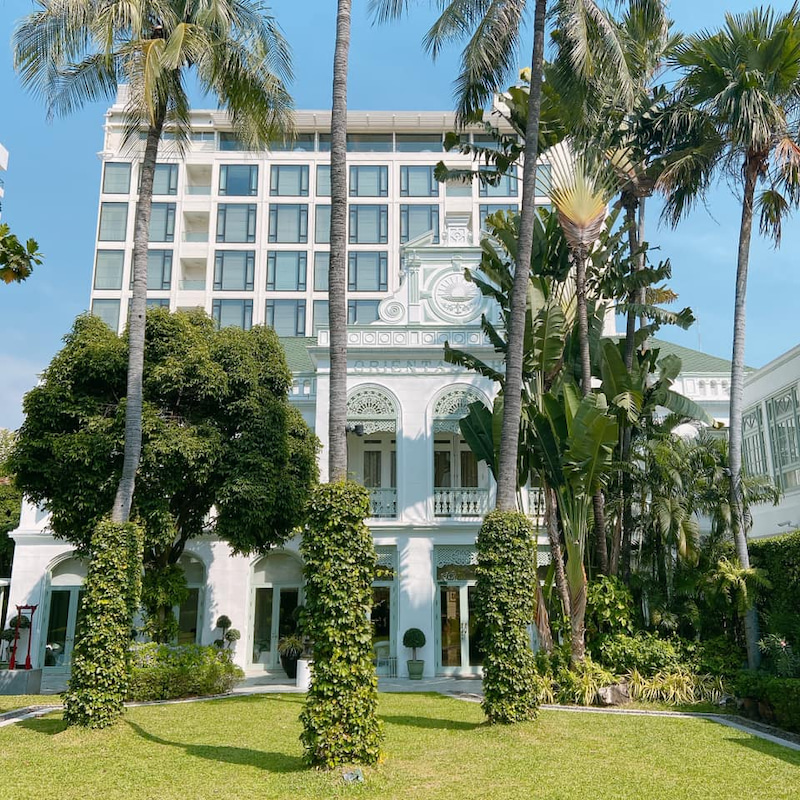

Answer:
[5,96,733,688]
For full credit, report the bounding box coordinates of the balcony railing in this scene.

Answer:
[179,279,206,290]
[434,487,490,518]
[368,487,397,519]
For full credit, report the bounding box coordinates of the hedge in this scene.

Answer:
[735,672,800,733]
[127,643,243,701]
[749,531,800,646]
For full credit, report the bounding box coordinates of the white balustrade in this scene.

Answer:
[368,487,397,519]
[433,487,490,517]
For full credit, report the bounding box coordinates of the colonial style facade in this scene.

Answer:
[4,96,733,688]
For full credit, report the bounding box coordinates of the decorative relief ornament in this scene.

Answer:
[430,271,482,323]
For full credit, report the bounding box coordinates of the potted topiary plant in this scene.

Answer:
[277,634,303,679]
[403,628,426,680]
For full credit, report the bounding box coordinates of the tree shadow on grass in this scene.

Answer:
[381,714,482,731]
[16,717,69,736]
[725,735,800,767]
[126,720,305,774]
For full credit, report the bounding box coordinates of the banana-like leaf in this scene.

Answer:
[443,342,503,383]
[661,388,721,428]
[532,301,567,380]
[459,400,497,478]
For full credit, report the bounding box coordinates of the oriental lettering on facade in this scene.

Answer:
[350,359,503,375]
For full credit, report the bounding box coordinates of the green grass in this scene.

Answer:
[0,693,797,800]
[0,694,60,714]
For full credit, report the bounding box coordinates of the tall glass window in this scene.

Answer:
[767,387,800,490]
[91,298,121,330]
[313,300,329,332]
[350,165,388,197]
[220,164,258,196]
[345,133,393,152]
[266,299,306,336]
[535,163,552,195]
[316,164,331,196]
[94,251,124,289]
[349,205,388,244]
[149,203,176,242]
[479,166,518,197]
[395,133,443,152]
[217,204,257,243]
[313,252,330,291]
[400,204,439,243]
[267,251,307,291]
[212,298,253,329]
[270,165,309,196]
[98,203,128,241]
[348,299,380,325]
[103,163,131,194]
[743,407,768,477]
[479,203,519,230]
[268,204,308,243]
[400,166,438,197]
[152,163,179,195]
[147,250,173,290]
[218,132,248,151]
[268,134,315,152]
[348,252,388,292]
[315,205,331,244]
[213,251,255,291]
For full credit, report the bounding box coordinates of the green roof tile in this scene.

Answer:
[648,338,733,373]
[279,337,316,373]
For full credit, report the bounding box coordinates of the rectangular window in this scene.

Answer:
[213,251,255,291]
[473,133,518,151]
[94,250,124,290]
[268,204,308,243]
[400,165,438,197]
[350,165,388,197]
[479,166,518,197]
[313,252,330,291]
[270,164,309,196]
[535,162,552,196]
[315,205,331,244]
[149,203,176,242]
[400,204,439,243]
[146,298,170,309]
[349,205,388,244]
[346,133,393,152]
[348,252,388,292]
[98,202,128,241]
[148,250,173,290]
[217,204,257,243]
[267,251,307,291]
[212,298,253,329]
[152,163,179,195]
[316,164,331,196]
[479,203,519,230]
[218,132,248,151]
[313,300,329,333]
[743,407,768,478]
[395,133,443,152]
[91,298,121,330]
[103,163,131,194]
[269,133,315,152]
[347,299,380,325]
[190,131,215,142]
[220,164,258,196]
[266,299,306,337]
[767,388,800,491]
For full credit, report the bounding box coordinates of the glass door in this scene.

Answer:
[43,587,84,671]
[251,586,300,669]
[437,583,483,675]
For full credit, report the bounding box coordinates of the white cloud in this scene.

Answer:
[0,354,45,431]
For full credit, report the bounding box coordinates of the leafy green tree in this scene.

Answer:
[14,0,293,524]
[666,6,800,669]
[10,310,318,636]
[0,223,43,284]
[0,430,21,576]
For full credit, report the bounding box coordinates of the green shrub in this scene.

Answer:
[749,531,800,646]
[299,482,383,767]
[734,672,800,733]
[140,564,188,644]
[585,575,635,642]
[402,628,426,659]
[127,643,243,701]
[596,632,683,676]
[475,510,539,724]
[759,633,800,678]
[628,668,725,705]
[678,636,746,679]
[63,518,144,728]
[554,657,617,706]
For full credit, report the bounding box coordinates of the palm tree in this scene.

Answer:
[371,0,633,510]
[328,0,351,482]
[664,5,800,668]
[14,0,293,523]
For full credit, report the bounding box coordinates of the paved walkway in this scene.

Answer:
[2,676,799,753]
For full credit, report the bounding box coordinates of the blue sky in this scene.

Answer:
[0,0,798,430]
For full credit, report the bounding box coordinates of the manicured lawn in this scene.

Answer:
[1,693,797,799]
[0,694,59,714]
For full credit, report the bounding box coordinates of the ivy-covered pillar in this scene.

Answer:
[299,482,383,766]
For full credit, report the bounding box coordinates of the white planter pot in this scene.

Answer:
[296,658,313,691]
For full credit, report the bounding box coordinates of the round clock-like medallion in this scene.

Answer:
[431,272,482,323]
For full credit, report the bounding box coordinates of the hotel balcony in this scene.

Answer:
[433,487,490,518]
[368,487,398,519]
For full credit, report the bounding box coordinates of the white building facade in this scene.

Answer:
[5,99,732,687]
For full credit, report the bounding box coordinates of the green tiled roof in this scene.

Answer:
[279,337,316,373]
[648,338,732,373]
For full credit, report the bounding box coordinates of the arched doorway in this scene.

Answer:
[249,552,303,671]
[41,555,87,674]
[175,553,206,645]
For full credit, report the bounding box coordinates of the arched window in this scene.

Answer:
[346,386,398,434]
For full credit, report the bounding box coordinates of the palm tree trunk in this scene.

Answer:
[111,113,165,523]
[545,486,571,620]
[327,0,351,483]
[574,250,592,397]
[730,155,760,670]
[495,0,548,511]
